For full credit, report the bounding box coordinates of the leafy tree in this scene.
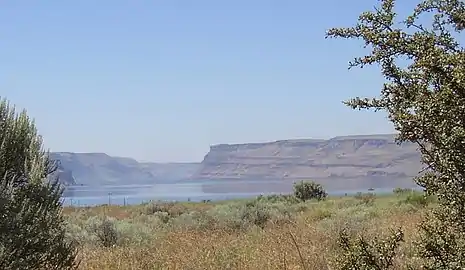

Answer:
[0,98,79,269]
[293,180,327,201]
[327,0,465,268]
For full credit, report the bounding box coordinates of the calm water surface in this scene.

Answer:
[61,180,400,206]
[62,181,283,206]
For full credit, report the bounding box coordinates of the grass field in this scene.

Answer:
[64,190,434,269]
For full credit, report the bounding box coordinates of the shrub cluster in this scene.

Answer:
[293,180,327,201]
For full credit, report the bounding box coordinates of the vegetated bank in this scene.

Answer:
[65,185,433,269]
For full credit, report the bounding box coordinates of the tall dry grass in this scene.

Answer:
[64,191,431,269]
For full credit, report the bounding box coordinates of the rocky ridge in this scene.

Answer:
[49,134,424,190]
[50,152,200,186]
[194,134,423,190]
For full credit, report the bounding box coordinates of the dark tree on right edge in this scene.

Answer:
[327,1,465,269]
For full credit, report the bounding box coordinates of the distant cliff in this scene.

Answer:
[48,134,425,189]
[50,152,200,186]
[195,134,423,190]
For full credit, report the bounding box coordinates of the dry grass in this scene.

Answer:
[64,191,431,269]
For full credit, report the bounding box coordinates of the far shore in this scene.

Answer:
[201,177,418,194]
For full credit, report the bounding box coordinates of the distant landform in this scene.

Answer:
[50,134,424,190]
[196,134,423,191]
[49,152,200,186]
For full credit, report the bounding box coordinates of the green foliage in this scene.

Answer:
[416,209,465,270]
[392,188,435,207]
[293,180,327,201]
[0,98,79,269]
[392,187,415,195]
[255,193,301,204]
[400,191,434,207]
[354,192,376,205]
[87,216,120,248]
[241,200,271,229]
[139,195,307,232]
[327,0,465,268]
[143,201,187,217]
[335,228,404,270]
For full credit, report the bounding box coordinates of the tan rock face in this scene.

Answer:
[194,134,423,189]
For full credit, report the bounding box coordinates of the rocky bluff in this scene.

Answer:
[49,152,200,186]
[195,134,423,190]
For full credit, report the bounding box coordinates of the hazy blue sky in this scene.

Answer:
[1,1,415,162]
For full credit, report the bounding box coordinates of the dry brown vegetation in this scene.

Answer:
[64,191,432,269]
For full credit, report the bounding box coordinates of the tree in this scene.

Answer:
[326,0,465,268]
[293,180,327,201]
[0,98,79,269]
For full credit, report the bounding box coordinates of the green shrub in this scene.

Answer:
[392,187,415,195]
[255,194,300,204]
[86,216,120,248]
[192,198,301,231]
[240,201,271,229]
[0,99,78,270]
[334,228,404,270]
[399,191,434,208]
[143,201,187,217]
[293,180,327,201]
[354,192,376,205]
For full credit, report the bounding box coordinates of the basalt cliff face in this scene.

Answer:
[195,134,423,190]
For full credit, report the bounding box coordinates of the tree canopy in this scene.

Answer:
[327,0,465,268]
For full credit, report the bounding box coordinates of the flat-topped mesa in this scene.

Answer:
[210,138,329,151]
[208,134,400,152]
[194,134,422,188]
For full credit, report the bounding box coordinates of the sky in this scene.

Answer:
[0,1,415,162]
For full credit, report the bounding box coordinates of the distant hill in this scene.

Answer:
[49,134,425,190]
[49,152,200,186]
[194,134,423,191]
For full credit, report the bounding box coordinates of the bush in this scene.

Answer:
[392,187,415,195]
[241,200,271,229]
[255,194,300,204]
[400,191,434,208]
[143,201,187,217]
[334,228,404,270]
[0,99,79,270]
[354,192,376,205]
[87,216,120,248]
[293,180,327,201]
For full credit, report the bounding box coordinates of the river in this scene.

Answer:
[61,180,402,206]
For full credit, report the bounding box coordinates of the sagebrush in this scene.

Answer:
[0,98,79,270]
